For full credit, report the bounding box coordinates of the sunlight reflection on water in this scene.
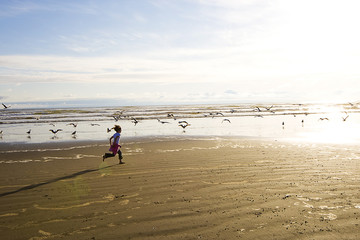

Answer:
[297,115,360,144]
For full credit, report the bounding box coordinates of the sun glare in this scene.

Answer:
[301,105,360,144]
[309,123,357,144]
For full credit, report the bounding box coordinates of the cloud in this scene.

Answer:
[224,90,237,95]
[0,49,253,84]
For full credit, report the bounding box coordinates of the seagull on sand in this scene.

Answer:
[2,103,10,109]
[49,129,62,134]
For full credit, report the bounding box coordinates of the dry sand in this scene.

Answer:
[0,137,360,240]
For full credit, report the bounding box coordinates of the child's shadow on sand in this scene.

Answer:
[0,164,117,197]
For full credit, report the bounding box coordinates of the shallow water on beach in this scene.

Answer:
[1,103,360,145]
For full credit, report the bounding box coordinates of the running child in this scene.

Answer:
[103,125,124,164]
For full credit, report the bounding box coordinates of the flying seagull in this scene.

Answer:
[167,113,176,120]
[254,107,262,112]
[2,103,10,109]
[157,119,169,124]
[27,129,31,134]
[114,110,124,116]
[131,117,139,125]
[67,123,78,127]
[265,105,273,111]
[222,119,231,123]
[49,129,62,134]
[342,115,349,121]
[179,122,191,131]
[179,123,190,128]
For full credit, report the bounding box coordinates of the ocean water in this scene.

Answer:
[1,103,360,144]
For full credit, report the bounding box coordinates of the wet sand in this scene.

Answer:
[0,137,360,239]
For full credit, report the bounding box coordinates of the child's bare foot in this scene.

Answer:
[102,155,105,162]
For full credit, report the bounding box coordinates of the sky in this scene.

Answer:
[1,0,360,108]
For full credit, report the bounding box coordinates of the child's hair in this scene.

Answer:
[114,125,121,132]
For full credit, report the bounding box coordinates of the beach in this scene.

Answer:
[1,137,360,239]
[3,0,360,238]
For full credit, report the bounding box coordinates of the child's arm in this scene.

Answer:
[109,136,114,146]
